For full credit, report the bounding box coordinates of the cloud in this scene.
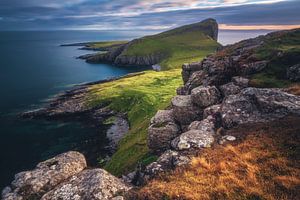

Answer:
[0,0,299,30]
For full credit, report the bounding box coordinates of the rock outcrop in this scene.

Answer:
[144,28,300,186]
[2,152,130,200]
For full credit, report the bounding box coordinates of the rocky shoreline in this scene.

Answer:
[2,27,300,199]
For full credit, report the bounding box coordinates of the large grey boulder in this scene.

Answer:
[171,129,215,150]
[221,87,300,128]
[171,95,202,129]
[191,86,221,108]
[147,110,180,153]
[182,70,207,94]
[232,76,249,88]
[287,63,300,81]
[41,169,131,200]
[2,151,87,200]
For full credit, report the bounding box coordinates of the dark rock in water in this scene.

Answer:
[2,151,87,200]
[191,86,221,108]
[41,169,131,200]
[171,95,202,129]
[287,63,300,81]
[221,88,300,128]
[148,110,180,153]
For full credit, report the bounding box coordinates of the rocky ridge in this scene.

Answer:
[123,28,300,185]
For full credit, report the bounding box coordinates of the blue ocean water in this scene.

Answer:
[0,29,271,189]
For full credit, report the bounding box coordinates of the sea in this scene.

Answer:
[0,29,271,189]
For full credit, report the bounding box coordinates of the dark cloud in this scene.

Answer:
[0,0,299,30]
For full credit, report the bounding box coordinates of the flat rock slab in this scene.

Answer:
[172,129,214,150]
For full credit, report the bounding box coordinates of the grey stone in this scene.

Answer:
[41,169,131,200]
[220,82,241,96]
[287,63,300,81]
[191,86,221,108]
[172,130,215,150]
[2,151,87,200]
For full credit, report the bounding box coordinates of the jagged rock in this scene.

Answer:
[232,76,249,87]
[191,86,221,108]
[219,82,241,96]
[148,110,180,153]
[203,104,221,119]
[41,169,131,200]
[287,63,300,81]
[2,151,87,200]
[240,61,268,75]
[171,95,202,129]
[145,150,190,177]
[221,87,300,128]
[188,116,215,133]
[171,129,215,150]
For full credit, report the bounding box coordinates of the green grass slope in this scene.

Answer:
[82,19,220,176]
[118,19,220,70]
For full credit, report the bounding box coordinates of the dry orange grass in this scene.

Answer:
[129,117,300,200]
[285,84,300,95]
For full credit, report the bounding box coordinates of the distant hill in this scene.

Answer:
[80,18,220,70]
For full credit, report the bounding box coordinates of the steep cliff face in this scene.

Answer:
[80,18,220,69]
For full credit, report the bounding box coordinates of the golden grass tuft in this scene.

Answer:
[129,117,300,200]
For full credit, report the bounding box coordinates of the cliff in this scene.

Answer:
[79,18,220,70]
[3,27,300,200]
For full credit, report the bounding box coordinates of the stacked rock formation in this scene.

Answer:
[145,29,300,179]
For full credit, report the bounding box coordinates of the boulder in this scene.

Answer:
[148,110,180,153]
[145,150,190,177]
[41,169,131,200]
[191,86,221,108]
[171,95,202,129]
[219,82,241,96]
[188,117,215,134]
[171,129,215,150]
[240,61,268,75]
[203,104,221,119]
[287,63,300,81]
[232,76,249,88]
[183,70,207,94]
[221,87,300,128]
[2,151,87,200]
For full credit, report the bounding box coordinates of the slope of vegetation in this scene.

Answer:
[85,70,182,175]
[250,29,300,88]
[121,25,219,70]
[130,117,300,200]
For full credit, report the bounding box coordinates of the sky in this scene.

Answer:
[0,0,299,30]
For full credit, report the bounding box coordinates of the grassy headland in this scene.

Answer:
[82,19,220,176]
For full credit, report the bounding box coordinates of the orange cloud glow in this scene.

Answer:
[219,24,300,30]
